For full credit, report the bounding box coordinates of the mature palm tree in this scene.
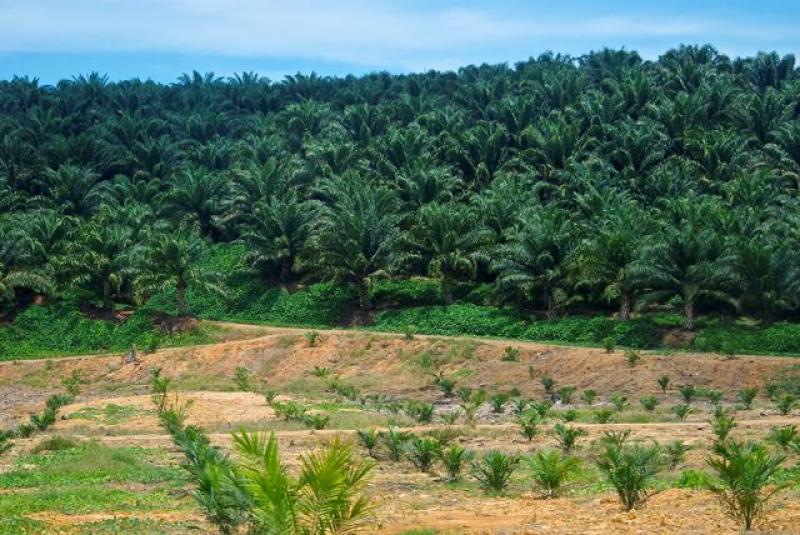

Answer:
[493,208,576,318]
[396,203,493,304]
[735,241,800,321]
[306,174,401,308]
[239,194,312,284]
[0,261,52,315]
[631,222,739,330]
[37,164,107,217]
[135,231,224,316]
[162,167,230,239]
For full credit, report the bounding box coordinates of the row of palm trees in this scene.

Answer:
[1,45,799,327]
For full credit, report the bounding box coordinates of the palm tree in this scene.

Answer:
[0,262,52,315]
[735,241,800,320]
[632,214,739,329]
[239,194,312,284]
[306,175,401,308]
[396,203,493,304]
[493,208,576,318]
[135,231,224,316]
[162,167,230,239]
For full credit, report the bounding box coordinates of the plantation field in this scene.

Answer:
[2,323,800,533]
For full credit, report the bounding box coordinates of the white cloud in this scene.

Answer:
[0,1,794,70]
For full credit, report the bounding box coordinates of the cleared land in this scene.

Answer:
[1,323,799,534]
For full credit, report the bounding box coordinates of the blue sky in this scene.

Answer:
[0,0,798,83]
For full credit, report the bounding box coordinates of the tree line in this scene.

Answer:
[1,45,800,329]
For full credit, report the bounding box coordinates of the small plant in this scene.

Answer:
[456,386,473,403]
[597,443,662,511]
[601,429,632,448]
[624,349,641,367]
[712,409,737,443]
[0,430,14,456]
[527,449,581,498]
[553,423,586,452]
[438,377,456,397]
[402,325,415,340]
[766,425,798,451]
[311,365,331,378]
[471,451,519,494]
[672,403,691,421]
[737,387,758,410]
[302,413,330,430]
[558,385,576,404]
[33,435,78,453]
[664,440,691,470]
[439,443,473,481]
[639,395,659,412]
[406,401,435,423]
[581,389,597,405]
[517,411,540,441]
[30,408,56,431]
[700,387,723,406]
[382,428,411,461]
[594,408,614,423]
[406,437,441,473]
[765,383,780,400]
[304,330,321,347]
[149,367,172,412]
[706,441,787,531]
[357,428,380,458]
[602,336,615,353]
[775,394,796,415]
[719,340,738,360]
[657,375,670,393]
[679,385,696,404]
[440,410,460,425]
[511,397,529,415]
[610,392,628,412]
[489,393,509,413]
[502,346,520,362]
[15,423,35,438]
[61,370,83,397]
[561,409,578,422]
[263,388,278,406]
[45,393,73,411]
[529,400,551,419]
[540,376,556,395]
[233,365,253,392]
[528,365,538,379]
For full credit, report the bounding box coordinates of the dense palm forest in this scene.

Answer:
[2,45,800,354]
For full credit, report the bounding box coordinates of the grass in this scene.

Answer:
[67,404,152,425]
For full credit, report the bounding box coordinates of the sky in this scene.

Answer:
[0,0,798,84]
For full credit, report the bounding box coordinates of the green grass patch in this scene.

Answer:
[68,404,151,425]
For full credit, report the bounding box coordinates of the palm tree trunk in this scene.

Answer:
[358,278,371,310]
[441,276,453,306]
[684,300,695,330]
[619,292,633,321]
[102,280,113,311]
[545,291,557,320]
[176,278,187,316]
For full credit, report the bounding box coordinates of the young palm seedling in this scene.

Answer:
[775,394,796,416]
[679,385,696,404]
[357,428,380,458]
[554,423,586,452]
[438,443,473,482]
[489,393,509,414]
[737,387,758,410]
[527,449,581,498]
[610,392,628,412]
[471,451,519,494]
[406,437,441,473]
[581,389,597,405]
[712,408,737,443]
[594,408,614,424]
[597,443,662,511]
[664,440,691,470]
[624,349,641,367]
[766,425,798,451]
[381,428,412,462]
[657,375,670,394]
[517,411,540,442]
[672,403,691,421]
[639,395,659,412]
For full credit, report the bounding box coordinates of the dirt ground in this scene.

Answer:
[2,323,800,533]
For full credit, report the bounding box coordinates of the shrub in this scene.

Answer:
[766,425,798,451]
[30,408,56,431]
[489,393,509,413]
[664,440,691,470]
[672,404,691,421]
[45,393,73,411]
[0,430,12,456]
[311,366,331,378]
[62,370,83,397]
[594,408,614,424]
[679,385,696,404]
[602,336,615,353]
[657,375,670,393]
[706,441,787,530]
[502,346,520,362]
[775,394,796,415]
[33,435,78,453]
[440,410,460,425]
[405,401,435,423]
[597,443,662,511]
[263,388,278,406]
[403,325,415,340]
[381,428,412,462]
[437,377,456,397]
[439,443,473,481]
[529,401,551,419]
[737,387,758,410]
[639,395,659,412]
[304,330,320,347]
[558,386,576,404]
[233,365,253,391]
[540,376,556,394]
[15,423,35,438]
[581,389,597,405]
[456,386,473,403]
[405,437,441,473]
[712,409,737,443]
[561,409,578,422]
[517,412,540,441]
[302,413,330,430]
[527,449,581,498]
[357,428,380,458]
[511,397,529,415]
[624,349,641,367]
[601,429,632,448]
[610,392,628,412]
[471,451,519,494]
[699,387,723,406]
[553,423,586,452]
